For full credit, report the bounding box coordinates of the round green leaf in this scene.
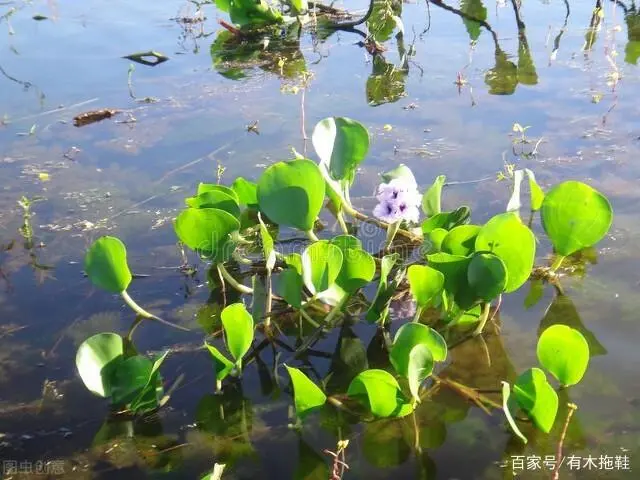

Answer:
[109,355,153,406]
[541,181,613,256]
[335,248,375,293]
[302,241,343,295]
[197,183,239,203]
[407,344,434,402]
[467,252,508,302]
[421,206,471,234]
[231,177,258,206]
[185,190,241,218]
[221,303,254,365]
[537,325,590,386]
[278,254,304,308]
[204,342,235,382]
[407,264,445,308]
[174,207,240,263]
[426,252,471,296]
[285,365,327,420]
[427,228,448,252]
[391,323,447,377]
[441,225,481,256]
[512,367,558,433]
[75,332,124,398]
[422,175,446,216]
[84,236,132,293]
[257,159,326,231]
[330,234,362,252]
[347,369,410,418]
[475,212,535,293]
[312,117,370,184]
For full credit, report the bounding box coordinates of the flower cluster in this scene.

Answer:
[373,177,422,224]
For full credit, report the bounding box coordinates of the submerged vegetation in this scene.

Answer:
[75,115,613,475]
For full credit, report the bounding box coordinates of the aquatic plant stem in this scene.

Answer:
[299,307,321,328]
[553,403,578,480]
[551,255,565,272]
[264,271,273,327]
[323,295,350,327]
[336,210,350,234]
[306,229,319,241]
[472,302,492,336]
[218,264,254,294]
[343,205,422,243]
[120,290,190,331]
[412,306,424,323]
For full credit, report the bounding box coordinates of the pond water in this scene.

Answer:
[1,0,639,478]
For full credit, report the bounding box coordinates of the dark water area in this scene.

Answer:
[0,0,639,479]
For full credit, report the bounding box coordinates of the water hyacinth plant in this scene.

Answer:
[75,116,614,458]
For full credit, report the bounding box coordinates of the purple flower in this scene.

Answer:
[373,177,422,224]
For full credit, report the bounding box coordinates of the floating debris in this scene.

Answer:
[73,109,119,127]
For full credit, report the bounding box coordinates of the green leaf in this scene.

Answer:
[347,369,413,418]
[467,252,508,302]
[231,177,258,206]
[501,381,528,444]
[426,252,471,297]
[174,208,240,263]
[278,254,304,308]
[129,350,169,411]
[186,190,241,218]
[407,264,445,308]
[330,234,362,252]
[427,228,448,252]
[285,365,327,419]
[422,175,447,216]
[205,342,235,381]
[302,241,343,295]
[258,213,276,272]
[84,236,132,293]
[460,0,487,42]
[365,253,400,323]
[197,183,239,203]
[390,323,447,378]
[257,159,326,231]
[475,212,535,293]
[541,181,613,256]
[407,344,434,402]
[380,164,416,184]
[220,303,254,366]
[537,325,590,386]
[215,0,231,13]
[441,225,481,256]
[525,169,544,211]
[75,333,124,398]
[289,0,308,15]
[312,117,370,185]
[328,238,375,293]
[421,206,471,234]
[512,367,558,433]
[108,355,154,406]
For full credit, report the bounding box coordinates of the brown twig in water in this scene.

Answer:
[552,403,578,480]
[324,439,350,479]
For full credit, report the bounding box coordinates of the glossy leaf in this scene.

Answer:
[475,212,535,293]
[365,253,400,323]
[422,175,446,216]
[109,355,154,406]
[175,208,240,263]
[347,369,413,418]
[441,225,481,256]
[391,323,447,378]
[467,252,508,302]
[330,235,362,252]
[302,241,343,294]
[205,342,235,381]
[407,264,445,308]
[312,117,369,184]
[329,235,374,293]
[186,190,241,218]
[407,344,434,402]
[197,183,239,203]
[525,169,544,211]
[257,159,325,231]
[84,236,132,293]
[76,332,124,398]
[381,164,416,184]
[421,206,471,234]
[427,228,448,252]
[278,254,304,308]
[512,367,558,433]
[285,365,327,419]
[501,381,528,444]
[231,177,258,206]
[258,213,276,271]
[537,325,590,386]
[426,252,471,297]
[220,303,254,366]
[541,181,613,256]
